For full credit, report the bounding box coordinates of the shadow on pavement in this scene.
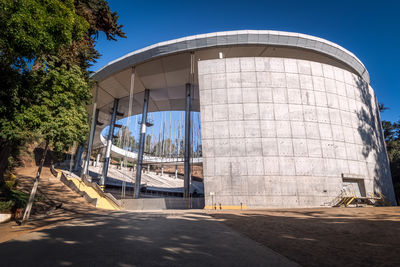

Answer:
[0,211,298,267]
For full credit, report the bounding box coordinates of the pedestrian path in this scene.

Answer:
[0,210,299,266]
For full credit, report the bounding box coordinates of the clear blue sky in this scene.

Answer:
[92,0,400,122]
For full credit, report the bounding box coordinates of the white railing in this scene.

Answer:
[100,134,202,164]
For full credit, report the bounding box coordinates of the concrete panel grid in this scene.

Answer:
[261,120,276,137]
[286,73,300,88]
[301,90,316,106]
[316,107,330,123]
[275,121,292,138]
[198,56,396,207]
[289,104,304,121]
[287,88,302,104]
[305,122,321,139]
[291,121,307,138]
[284,58,298,73]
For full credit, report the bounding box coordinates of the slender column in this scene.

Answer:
[184,83,191,198]
[83,108,99,177]
[175,165,178,179]
[83,84,99,177]
[161,165,164,176]
[147,164,150,173]
[69,141,77,175]
[96,153,100,167]
[100,98,119,189]
[73,145,84,172]
[133,89,150,198]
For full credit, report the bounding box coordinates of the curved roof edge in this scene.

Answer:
[93,30,370,83]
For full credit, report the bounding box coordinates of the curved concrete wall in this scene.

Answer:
[198,57,396,208]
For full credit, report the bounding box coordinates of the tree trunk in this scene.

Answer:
[22,141,49,224]
[0,140,12,185]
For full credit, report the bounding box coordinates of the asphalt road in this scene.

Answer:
[0,210,298,267]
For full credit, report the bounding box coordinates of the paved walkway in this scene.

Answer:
[0,210,299,267]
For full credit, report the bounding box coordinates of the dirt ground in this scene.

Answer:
[2,167,400,266]
[210,207,400,267]
[0,166,102,243]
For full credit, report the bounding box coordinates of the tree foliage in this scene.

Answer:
[0,0,88,66]
[20,64,91,151]
[380,106,400,204]
[0,0,125,181]
[113,126,137,152]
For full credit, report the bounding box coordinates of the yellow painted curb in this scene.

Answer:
[66,177,118,210]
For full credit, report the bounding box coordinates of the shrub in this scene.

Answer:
[0,175,28,213]
[0,200,14,213]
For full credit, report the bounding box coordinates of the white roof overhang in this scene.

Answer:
[89,30,370,147]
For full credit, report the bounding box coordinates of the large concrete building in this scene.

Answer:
[89,30,396,208]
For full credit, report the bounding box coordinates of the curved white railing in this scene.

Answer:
[100,134,202,164]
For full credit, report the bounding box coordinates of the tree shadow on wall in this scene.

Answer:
[354,76,396,204]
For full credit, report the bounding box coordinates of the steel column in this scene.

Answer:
[133,89,150,198]
[95,153,100,167]
[83,84,99,177]
[83,109,99,177]
[73,145,84,172]
[184,83,191,198]
[100,98,119,189]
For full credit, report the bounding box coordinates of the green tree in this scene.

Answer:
[20,64,91,151]
[145,134,153,154]
[0,0,125,183]
[380,106,400,204]
[0,0,125,221]
[0,0,88,180]
[113,126,137,151]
